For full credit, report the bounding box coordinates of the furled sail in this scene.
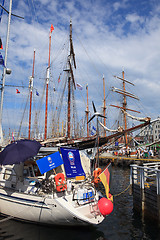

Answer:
[99,120,123,132]
[121,109,150,122]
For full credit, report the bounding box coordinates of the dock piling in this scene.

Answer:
[130,163,160,223]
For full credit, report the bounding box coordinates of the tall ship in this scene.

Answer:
[0,0,114,227]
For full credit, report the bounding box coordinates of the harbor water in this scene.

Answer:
[0,166,160,240]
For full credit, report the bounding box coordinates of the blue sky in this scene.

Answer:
[0,0,160,139]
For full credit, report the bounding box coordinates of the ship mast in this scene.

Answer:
[103,75,106,137]
[85,84,89,137]
[111,70,139,147]
[67,20,76,139]
[67,64,71,138]
[0,0,12,145]
[44,25,53,140]
[28,49,35,139]
[122,70,128,146]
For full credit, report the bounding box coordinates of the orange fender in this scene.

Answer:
[93,168,102,184]
[55,173,67,192]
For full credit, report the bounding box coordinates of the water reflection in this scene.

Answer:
[98,167,160,240]
[0,218,106,240]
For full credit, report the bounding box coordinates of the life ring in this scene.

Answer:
[54,173,67,192]
[93,168,102,184]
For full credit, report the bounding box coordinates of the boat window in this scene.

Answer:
[33,165,41,177]
[23,168,29,177]
[3,169,12,180]
[28,166,35,177]
[23,166,35,177]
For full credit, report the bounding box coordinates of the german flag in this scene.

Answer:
[99,162,113,201]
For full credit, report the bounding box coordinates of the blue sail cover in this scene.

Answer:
[60,148,85,178]
[36,151,63,174]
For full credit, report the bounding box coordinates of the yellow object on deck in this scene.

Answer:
[75,175,85,181]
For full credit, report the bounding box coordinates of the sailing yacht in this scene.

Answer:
[0,143,113,226]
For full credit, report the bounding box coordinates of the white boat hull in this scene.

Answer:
[0,187,104,226]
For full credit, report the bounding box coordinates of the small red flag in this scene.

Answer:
[50,24,54,33]
[0,38,3,50]
[58,74,61,83]
[16,89,20,94]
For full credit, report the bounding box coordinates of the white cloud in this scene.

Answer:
[113,0,129,11]
[126,13,144,23]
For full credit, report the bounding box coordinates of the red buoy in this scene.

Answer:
[98,197,113,216]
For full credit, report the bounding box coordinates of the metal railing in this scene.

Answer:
[130,163,160,195]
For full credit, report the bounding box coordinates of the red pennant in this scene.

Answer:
[16,89,20,94]
[50,24,54,33]
[0,38,3,50]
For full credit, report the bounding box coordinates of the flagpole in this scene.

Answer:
[103,75,106,137]
[85,84,89,137]
[95,115,100,168]
[44,25,53,140]
[122,69,128,147]
[0,0,12,145]
[28,49,35,139]
[67,21,72,139]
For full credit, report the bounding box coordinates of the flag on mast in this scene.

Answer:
[50,24,54,33]
[58,73,61,83]
[99,162,113,201]
[0,38,3,50]
[0,52,4,66]
[36,90,39,96]
[76,83,83,90]
[16,89,20,94]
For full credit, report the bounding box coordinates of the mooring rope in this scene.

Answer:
[112,184,130,197]
[99,184,131,199]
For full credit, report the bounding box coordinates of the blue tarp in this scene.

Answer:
[60,148,85,178]
[36,151,63,174]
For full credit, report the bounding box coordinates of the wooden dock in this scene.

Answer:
[130,162,160,224]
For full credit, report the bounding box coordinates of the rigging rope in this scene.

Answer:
[113,184,130,197]
[51,73,67,136]
[99,183,130,198]
[0,0,5,23]
[27,0,39,23]
[32,81,46,137]
[17,92,30,138]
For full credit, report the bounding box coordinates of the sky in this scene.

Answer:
[0,0,160,140]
